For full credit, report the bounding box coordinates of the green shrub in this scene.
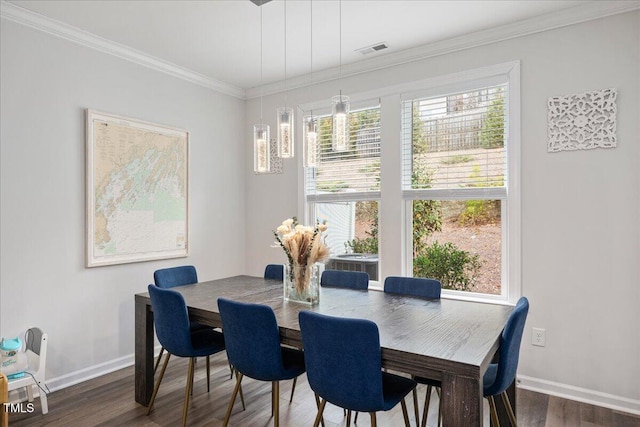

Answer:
[414,241,481,291]
[345,237,378,254]
[459,200,493,226]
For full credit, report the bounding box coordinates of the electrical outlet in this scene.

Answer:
[532,328,545,347]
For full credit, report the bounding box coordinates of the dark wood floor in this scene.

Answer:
[6,353,639,426]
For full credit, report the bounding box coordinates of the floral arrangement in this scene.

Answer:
[274,217,330,293]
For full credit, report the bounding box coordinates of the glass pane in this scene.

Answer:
[314,201,379,281]
[406,85,507,190]
[306,107,381,195]
[412,199,501,295]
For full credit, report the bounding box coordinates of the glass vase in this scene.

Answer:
[283,263,320,305]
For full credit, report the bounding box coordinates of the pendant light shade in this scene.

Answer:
[303,115,318,168]
[276,0,294,159]
[277,106,294,158]
[331,94,350,152]
[331,0,349,152]
[254,124,270,173]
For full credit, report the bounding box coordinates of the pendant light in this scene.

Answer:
[332,0,350,152]
[303,0,319,168]
[254,3,270,173]
[277,0,294,159]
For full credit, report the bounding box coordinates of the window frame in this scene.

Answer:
[300,61,521,304]
[400,64,520,304]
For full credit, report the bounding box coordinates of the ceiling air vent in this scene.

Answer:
[356,42,388,55]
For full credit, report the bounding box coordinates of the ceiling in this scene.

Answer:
[3,1,636,95]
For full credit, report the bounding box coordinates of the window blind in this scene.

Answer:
[401,84,508,198]
[306,105,381,201]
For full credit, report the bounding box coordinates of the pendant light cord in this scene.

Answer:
[310,0,313,117]
[260,4,263,123]
[283,0,288,108]
[339,0,342,101]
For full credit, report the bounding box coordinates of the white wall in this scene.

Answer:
[0,20,246,385]
[244,11,640,412]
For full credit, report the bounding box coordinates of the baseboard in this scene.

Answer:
[518,375,640,416]
[46,345,163,393]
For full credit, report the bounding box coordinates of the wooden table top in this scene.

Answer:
[137,275,512,377]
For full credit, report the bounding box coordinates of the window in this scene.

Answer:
[305,104,381,283]
[301,62,520,302]
[402,81,515,300]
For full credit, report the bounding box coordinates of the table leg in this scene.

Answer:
[440,372,483,427]
[135,295,154,405]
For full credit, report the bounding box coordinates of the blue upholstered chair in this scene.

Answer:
[153,266,207,374]
[483,296,529,426]
[384,276,442,426]
[383,276,441,299]
[320,269,369,290]
[146,285,226,427]
[264,264,284,281]
[414,296,529,427]
[218,298,306,427]
[299,311,416,427]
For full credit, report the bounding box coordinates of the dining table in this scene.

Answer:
[135,275,515,426]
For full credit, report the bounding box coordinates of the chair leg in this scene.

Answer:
[401,398,411,427]
[421,385,432,427]
[346,409,352,426]
[314,393,326,427]
[228,360,234,379]
[181,358,195,427]
[38,382,49,414]
[313,398,327,427]
[273,381,280,427]
[147,353,171,415]
[354,410,358,423]
[412,388,420,427]
[223,370,244,427]
[206,355,211,393]
[239,377,246,410]
[26,383,34,403]
[369,412,377,427]
[189,358,196,396]
[488,395,501,427]
[154,347,165,374]
[290,376,297,402]
[501,391,518,427]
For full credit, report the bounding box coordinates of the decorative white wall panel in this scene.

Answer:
[548,88,617,152]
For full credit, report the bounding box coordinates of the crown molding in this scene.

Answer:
[0,1,246,99]
[2,0,638,101]
[246,0,640,99]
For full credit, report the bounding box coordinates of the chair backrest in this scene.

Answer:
[384,276,441,299]
[484,296,529,397]
[153,265,198,289]
[299,311,384,412]
[217,298,286,381]
[24,327,47,375]
[320,270,369,290]
[264,264,284,281]
[147,285,193,357]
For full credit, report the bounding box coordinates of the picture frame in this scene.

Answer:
[86,110,189,267]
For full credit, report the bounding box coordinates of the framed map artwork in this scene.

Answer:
[86,110,189,267]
